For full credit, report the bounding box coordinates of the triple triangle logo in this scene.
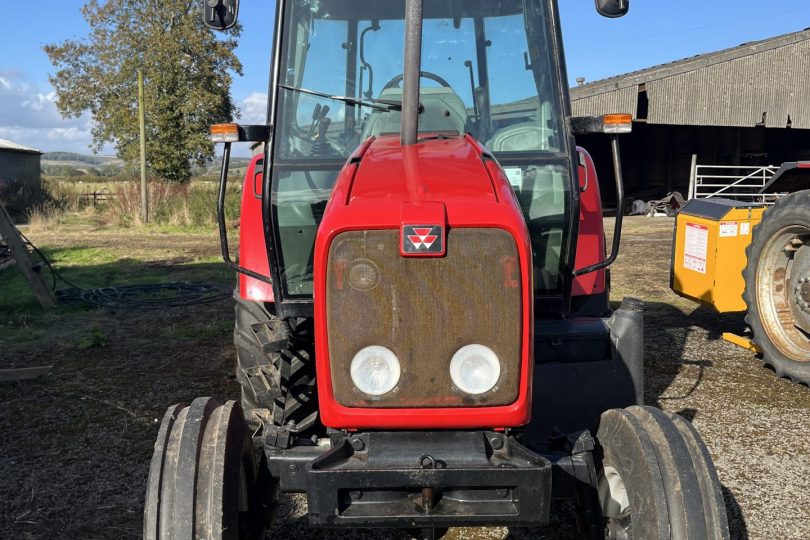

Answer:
[402,225,443,254]
[408,227,438,250]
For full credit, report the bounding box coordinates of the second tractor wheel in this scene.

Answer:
[143,398,272,540]
[233,293,319,436]
[596,406,729,540]
[743,189,810,385]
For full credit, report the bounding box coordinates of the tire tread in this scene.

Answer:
[233,292,319,435]
[597,406,730,539]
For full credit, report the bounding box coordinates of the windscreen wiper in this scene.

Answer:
[279,84,402,112]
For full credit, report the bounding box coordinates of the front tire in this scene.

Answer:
[143,398,271,540]
[596,406,729,539]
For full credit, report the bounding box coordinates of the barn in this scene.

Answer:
[570,28,810,204]
[0,139,43,213]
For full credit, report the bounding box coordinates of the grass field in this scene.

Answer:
[1,216,809,539]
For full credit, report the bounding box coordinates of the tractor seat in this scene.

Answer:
[362,87,469,139]
[486,100,559,153]
[487,123,558,153]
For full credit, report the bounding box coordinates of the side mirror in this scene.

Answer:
[595,0,629,18]
[203,0,239,30]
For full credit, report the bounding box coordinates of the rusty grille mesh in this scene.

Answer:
[326,228,521,408]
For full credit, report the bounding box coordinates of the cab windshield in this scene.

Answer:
[271,0,572,300]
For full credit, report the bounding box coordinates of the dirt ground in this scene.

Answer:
[1,217,809,539]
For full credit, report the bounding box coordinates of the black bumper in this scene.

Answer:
[299,431,552,528]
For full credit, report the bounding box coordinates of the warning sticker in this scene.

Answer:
[719,221,738,237]
[684,222,708,274]
[740,222,751,235]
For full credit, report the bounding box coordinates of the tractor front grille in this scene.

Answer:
[326,228,522,408]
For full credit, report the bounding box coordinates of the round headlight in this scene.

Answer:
[350,345,401,396]
[348,258,380,291]
[449,344,501,395]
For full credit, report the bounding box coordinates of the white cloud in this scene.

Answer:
[47,126,93,141]
[0,70,103,154]
[237,91,268,124]
[0,71,270,157]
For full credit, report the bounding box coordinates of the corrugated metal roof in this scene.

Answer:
[571,86,638,119]
[0,139,42,155]
[570,29,810,129]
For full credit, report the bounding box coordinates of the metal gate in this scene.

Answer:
[688,162,781,204]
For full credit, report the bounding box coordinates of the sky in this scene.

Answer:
[0,1,807,157]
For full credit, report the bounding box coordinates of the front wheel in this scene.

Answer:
[596,406,729,540]
[143,398,273,540]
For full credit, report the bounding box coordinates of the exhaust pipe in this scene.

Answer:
[401,0,423,146]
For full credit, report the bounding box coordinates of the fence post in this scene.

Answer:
[688,154,698,200]
[138,69,149,224]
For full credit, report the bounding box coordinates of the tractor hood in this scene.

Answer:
[317,133,526,239]
[347,134,498,205]
[313,133,535,429]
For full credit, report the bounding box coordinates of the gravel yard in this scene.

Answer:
[1,217,808,539]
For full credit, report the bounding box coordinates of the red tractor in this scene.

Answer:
[145,1,730,538]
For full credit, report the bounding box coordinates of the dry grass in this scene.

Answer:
[26,179,93,232]
[109,181,239,228]
[23,178,240,230]
[110,180,184,227]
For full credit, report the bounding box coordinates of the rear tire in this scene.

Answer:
[596,406,729,540]
[143,398,272,540]
[743,190,810,385]
[233,293,319,436]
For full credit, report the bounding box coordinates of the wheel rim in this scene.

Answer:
[598,465,631,539]
[756,225,810,361]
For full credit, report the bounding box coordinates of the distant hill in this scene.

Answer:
[41,151,252,178]
[226,157,252,168]
[42,152,122,167]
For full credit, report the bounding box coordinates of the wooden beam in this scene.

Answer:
[0,202,56,308]
[0,366,53,382]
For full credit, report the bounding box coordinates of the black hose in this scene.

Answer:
[55,283,231,309]
[16,231,230,310]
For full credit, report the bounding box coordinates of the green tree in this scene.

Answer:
[45,0,242,182]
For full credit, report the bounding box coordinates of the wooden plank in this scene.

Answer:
[0,202,56,308]
[0,366,53,382]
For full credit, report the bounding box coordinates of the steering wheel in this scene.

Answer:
[382,71,452,90]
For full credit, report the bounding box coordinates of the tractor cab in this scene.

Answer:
[258,0,579,316]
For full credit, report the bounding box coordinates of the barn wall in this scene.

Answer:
[0,150,43,212]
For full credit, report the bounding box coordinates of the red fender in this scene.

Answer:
[238,154,274,303]
[572,147,607,297]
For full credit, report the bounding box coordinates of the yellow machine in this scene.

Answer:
[671,198,765,313]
